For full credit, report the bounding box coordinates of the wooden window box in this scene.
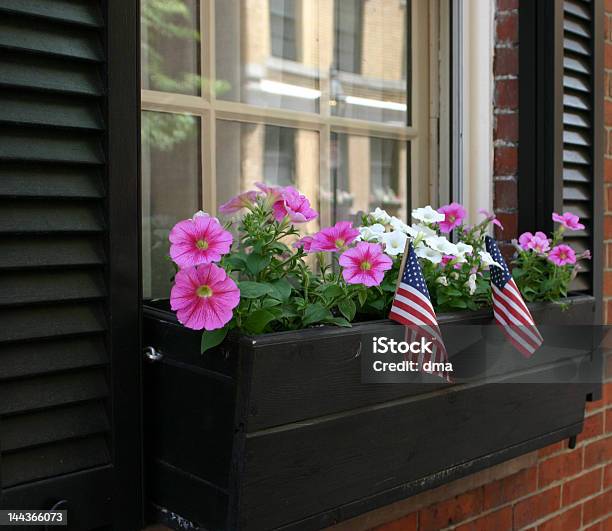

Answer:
[143,294,601,531]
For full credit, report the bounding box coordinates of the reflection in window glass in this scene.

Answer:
[270,0,298,61]
[331,133,408,223]
[215,0,320,113]
[331,0,410,125]
[216,121,319,232]
[142,111,201,299]
[141,0,201,95]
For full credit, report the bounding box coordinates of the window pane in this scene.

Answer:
[141,0,201,95]
[215,1,320,113]
[142,111,201,299]
[331,0,410,125]
[331,133,409,223]
[216,120,320,232]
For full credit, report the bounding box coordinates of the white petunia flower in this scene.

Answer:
[411,223,437,238]
[465,273,477,295]
[436,275,448,286]
[412,205,445,224]
[456,242,473,256]
[390,216,411,233]
[370,207,392,224]
[425,235,459,255]
[479,250,502,269]
[359,223,386,242]
[415,246,443,264]
[382,230,408,256]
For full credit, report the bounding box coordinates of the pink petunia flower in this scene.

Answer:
[170,214,233,268]
[219,191,259,214]
[338,242,393,287]
[272,186,318,223]
[518,231,550,253]
[170,263,240,331]
[255,181,282,199]
[478,208,504,230]
[310,221,360,252]
[293,235,314,252]
[552,212,585,231]
[548,244,577,266]
[438,203,467,233]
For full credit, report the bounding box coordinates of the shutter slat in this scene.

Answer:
[564,93,590,111]
[563,110,590,128]
[564,55,590,74]
[0,236,105,269]
[1,436,111,488]
[563,74,590,93]
[0,165,104,199]
[563,36,590,56]
[563,166,591,183]
[0,270,105,307]
[0,92,104,130]
[0,336,107,381]
[0,370,108,416]
[563,184,590,201]
[1,402,110,452]
[563,17,590,38]
[0,304,106,343]
[0,16,103,62]
[0,0,103,28]
[563,148,591,165]
[563,129,591,147]
[0,53,103,96]
[0,128,104,164]
[0,200,104,234]
[564,1,591,20]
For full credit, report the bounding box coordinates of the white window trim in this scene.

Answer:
[453,0,494,223]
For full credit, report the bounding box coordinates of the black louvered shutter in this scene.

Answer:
[0,1,142,529]
[519,0,603,302]
[562,0,599,291]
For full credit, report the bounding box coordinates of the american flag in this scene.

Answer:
[485,235,543,357]
[389,242,451,382]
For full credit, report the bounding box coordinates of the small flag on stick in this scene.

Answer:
[485,235,543,357]
[388,241,451,382]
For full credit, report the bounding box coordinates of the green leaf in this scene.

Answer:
[448,298,468,309]
[511,267,525,279]
[323,316,352,328]
[319,284,344,299]
[244,309,277,334]
[269,278,293,301]
[302,303,333,326]
[338,298,356,321]
[238,281,274,298]
[357,289,368,307]
[201,326,229,354]
[245,253,271,276]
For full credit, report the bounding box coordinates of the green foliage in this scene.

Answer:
[511,251,572,303]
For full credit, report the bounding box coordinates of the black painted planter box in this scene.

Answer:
[143,295,601,531]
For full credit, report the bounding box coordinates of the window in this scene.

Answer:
[269,0,298,61]
[141,0,439,299]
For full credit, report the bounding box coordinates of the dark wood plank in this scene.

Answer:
[238,382,587,530]
[0,270,105,306]
[0,303,106,343]
[0,336,107,380]
[0,53,103,96]
[0,15,103,61]
[1,466,114,530]
[1,401,110,452]
[2,436,111,488]
[0,369,108,416]
[0,235,105,269]
[0,200,104,234]
[0,0,103,28]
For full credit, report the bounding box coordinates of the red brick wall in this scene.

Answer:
[359,2,612,530]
